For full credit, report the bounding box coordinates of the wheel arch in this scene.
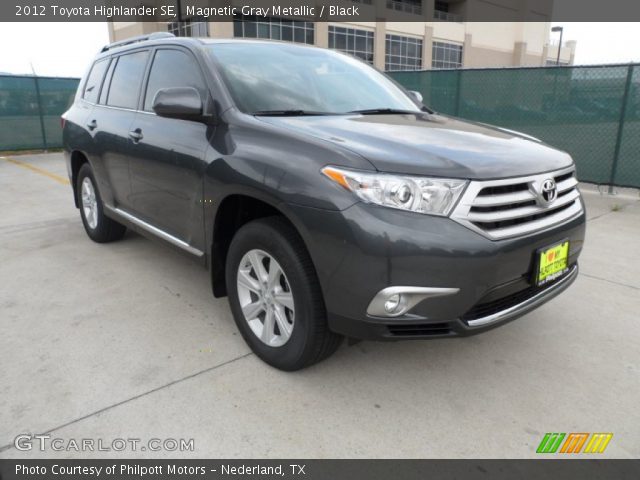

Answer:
[210,193,311,298]
[70,150,90,208]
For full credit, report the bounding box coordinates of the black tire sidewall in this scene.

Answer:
[77,164,107,241]
[226,220,322,370]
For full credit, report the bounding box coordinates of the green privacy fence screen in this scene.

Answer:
[389,64,640,188]
[2,67,639,188]
[0,74,80,151]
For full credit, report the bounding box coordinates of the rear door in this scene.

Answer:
[127,47,210,249]
[91,49,149,210]
[65,57,109,196]
[74,56,110,135]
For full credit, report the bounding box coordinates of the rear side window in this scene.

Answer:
[143,49,207,112]
[98,59,117,105]
[82,59,109,104]
[106,50,149,109]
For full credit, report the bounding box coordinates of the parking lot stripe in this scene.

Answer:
[1,156,70,185]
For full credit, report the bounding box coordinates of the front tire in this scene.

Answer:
[226,217,343,371]
[77,163,126,243]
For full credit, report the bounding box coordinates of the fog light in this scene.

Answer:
[384,294,402,313]
[367,286,460,318]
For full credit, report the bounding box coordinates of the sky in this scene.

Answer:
[0,22,639,77]
[551,22,640,65]
[0,23,110,77]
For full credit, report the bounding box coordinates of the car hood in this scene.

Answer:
[256,113,573,179]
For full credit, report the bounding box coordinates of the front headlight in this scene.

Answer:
[322,166,467,216]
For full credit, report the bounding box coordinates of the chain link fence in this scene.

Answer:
[2,67,639,188]
[0,74,79,151]
[390,64,640,188]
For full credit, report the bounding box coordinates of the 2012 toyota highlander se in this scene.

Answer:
[62,34,586,370]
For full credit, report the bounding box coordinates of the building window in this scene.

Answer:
[435,0,449,11]
[233,15,314,44]
[434,1,462,22]
[385,35,422,71]
[387,0,422,15]
[431,41,463,69]
[328,26,374,65]
[167,17,209,37]
[545,59,569,66]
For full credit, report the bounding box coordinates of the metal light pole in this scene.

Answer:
[551,26,564,66]
[30,62,48,151]
[550,26,564,109]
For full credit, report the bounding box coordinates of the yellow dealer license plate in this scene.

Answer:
[536,241,570,287]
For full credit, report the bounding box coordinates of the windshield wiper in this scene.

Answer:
[348,108,422,115]
[253,110,335,116]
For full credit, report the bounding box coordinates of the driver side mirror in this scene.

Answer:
[152,87,204,121]
[409,90,423,103]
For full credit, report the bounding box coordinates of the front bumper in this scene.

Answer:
[288,200,586,341]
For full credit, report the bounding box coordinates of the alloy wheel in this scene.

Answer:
[81,177,98,230]
[236,249,295,347]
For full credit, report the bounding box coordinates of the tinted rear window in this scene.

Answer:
[99,59,117,105]
[106,50,149,109]
[83,59,109,104]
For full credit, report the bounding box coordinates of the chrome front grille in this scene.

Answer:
[450,167,583,240]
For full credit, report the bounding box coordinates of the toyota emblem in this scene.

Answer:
[540,179,557,204]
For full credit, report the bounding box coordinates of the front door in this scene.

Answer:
[127,47,210,250]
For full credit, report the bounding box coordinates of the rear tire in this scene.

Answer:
[226,217,343,371]
[77,163,126,243]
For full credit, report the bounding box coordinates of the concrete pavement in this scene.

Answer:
[1,153,638,458]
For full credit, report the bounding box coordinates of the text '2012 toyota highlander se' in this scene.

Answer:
[62,33,586,370]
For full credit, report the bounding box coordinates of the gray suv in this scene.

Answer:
[62,33,586,370]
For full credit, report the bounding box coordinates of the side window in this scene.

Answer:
[82,58,109,104]
[106,50,149,109]
[143,49,207,112]
[98,58,117,105]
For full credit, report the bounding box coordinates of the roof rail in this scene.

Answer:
[101,32,175,52]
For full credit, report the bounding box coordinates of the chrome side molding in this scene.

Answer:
[105,206,204,257]
[466,265,579,327]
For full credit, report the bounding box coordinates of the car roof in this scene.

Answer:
[99,35,318,58]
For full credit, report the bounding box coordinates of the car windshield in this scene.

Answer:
[207,42,422,115]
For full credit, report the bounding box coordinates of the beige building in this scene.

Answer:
[108,1,576,71]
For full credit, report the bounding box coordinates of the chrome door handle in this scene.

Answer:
[128,129,143,142]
